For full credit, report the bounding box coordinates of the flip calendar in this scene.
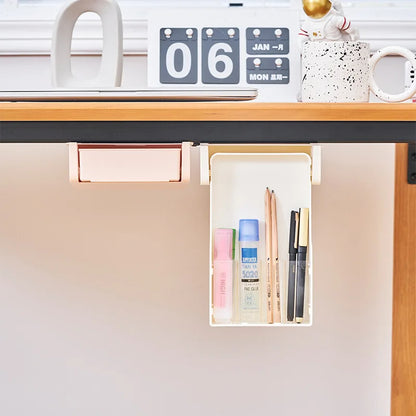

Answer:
[148,8,301,102]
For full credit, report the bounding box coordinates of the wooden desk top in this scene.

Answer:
[1,102,416,122]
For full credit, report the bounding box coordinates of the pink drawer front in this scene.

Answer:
[69,142,190,183]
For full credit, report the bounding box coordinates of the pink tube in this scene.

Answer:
[213,229,235,324]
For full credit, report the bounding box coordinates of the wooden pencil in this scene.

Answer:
[271,190,281,323]
[265,187,273,324]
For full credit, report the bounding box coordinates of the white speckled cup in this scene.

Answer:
[301,41,416,103]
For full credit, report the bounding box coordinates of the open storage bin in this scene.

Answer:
[205,145,320,327]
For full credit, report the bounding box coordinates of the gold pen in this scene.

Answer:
[295,208,309,324]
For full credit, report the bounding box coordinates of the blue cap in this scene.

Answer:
[239,219,259,242]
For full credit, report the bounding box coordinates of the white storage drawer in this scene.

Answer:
[69,142,191,183]
[204,144,320,327]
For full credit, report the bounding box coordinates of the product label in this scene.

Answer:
[213,261,233,313]
[240,247,260,311]
[241,248,257,263]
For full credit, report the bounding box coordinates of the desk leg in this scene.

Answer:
[391,143,416,416]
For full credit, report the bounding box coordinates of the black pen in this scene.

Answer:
[287,210,299,322]
[295,208,309,324]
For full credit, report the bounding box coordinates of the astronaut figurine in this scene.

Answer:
[299,0,359,45]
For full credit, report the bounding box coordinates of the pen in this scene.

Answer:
[295,208,309,324]
[287,210,299,322]
[265,188,273,324]
[271,190,281,323]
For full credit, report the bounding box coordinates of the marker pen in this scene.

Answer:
[287,210,299,322]
[213,228,236,324]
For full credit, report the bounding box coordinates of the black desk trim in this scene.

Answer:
[0,121,415,143]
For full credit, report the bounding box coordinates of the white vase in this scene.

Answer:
[51,0,123,88]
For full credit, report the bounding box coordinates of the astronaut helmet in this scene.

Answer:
[302,0,335,19]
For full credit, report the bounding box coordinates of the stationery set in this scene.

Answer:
[212,187,309,325]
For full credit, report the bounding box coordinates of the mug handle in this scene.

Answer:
[369,46,416,103]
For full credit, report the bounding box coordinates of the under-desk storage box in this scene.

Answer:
[69,142,191,183]
[205,145,320,327]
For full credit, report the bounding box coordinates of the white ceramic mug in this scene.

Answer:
[301,41,416,103]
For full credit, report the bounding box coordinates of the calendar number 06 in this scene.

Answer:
[160,28,240,84]
[165,42,233,79]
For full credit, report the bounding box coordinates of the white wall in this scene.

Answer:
[0,53,401,416]
[0,54,406,94]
